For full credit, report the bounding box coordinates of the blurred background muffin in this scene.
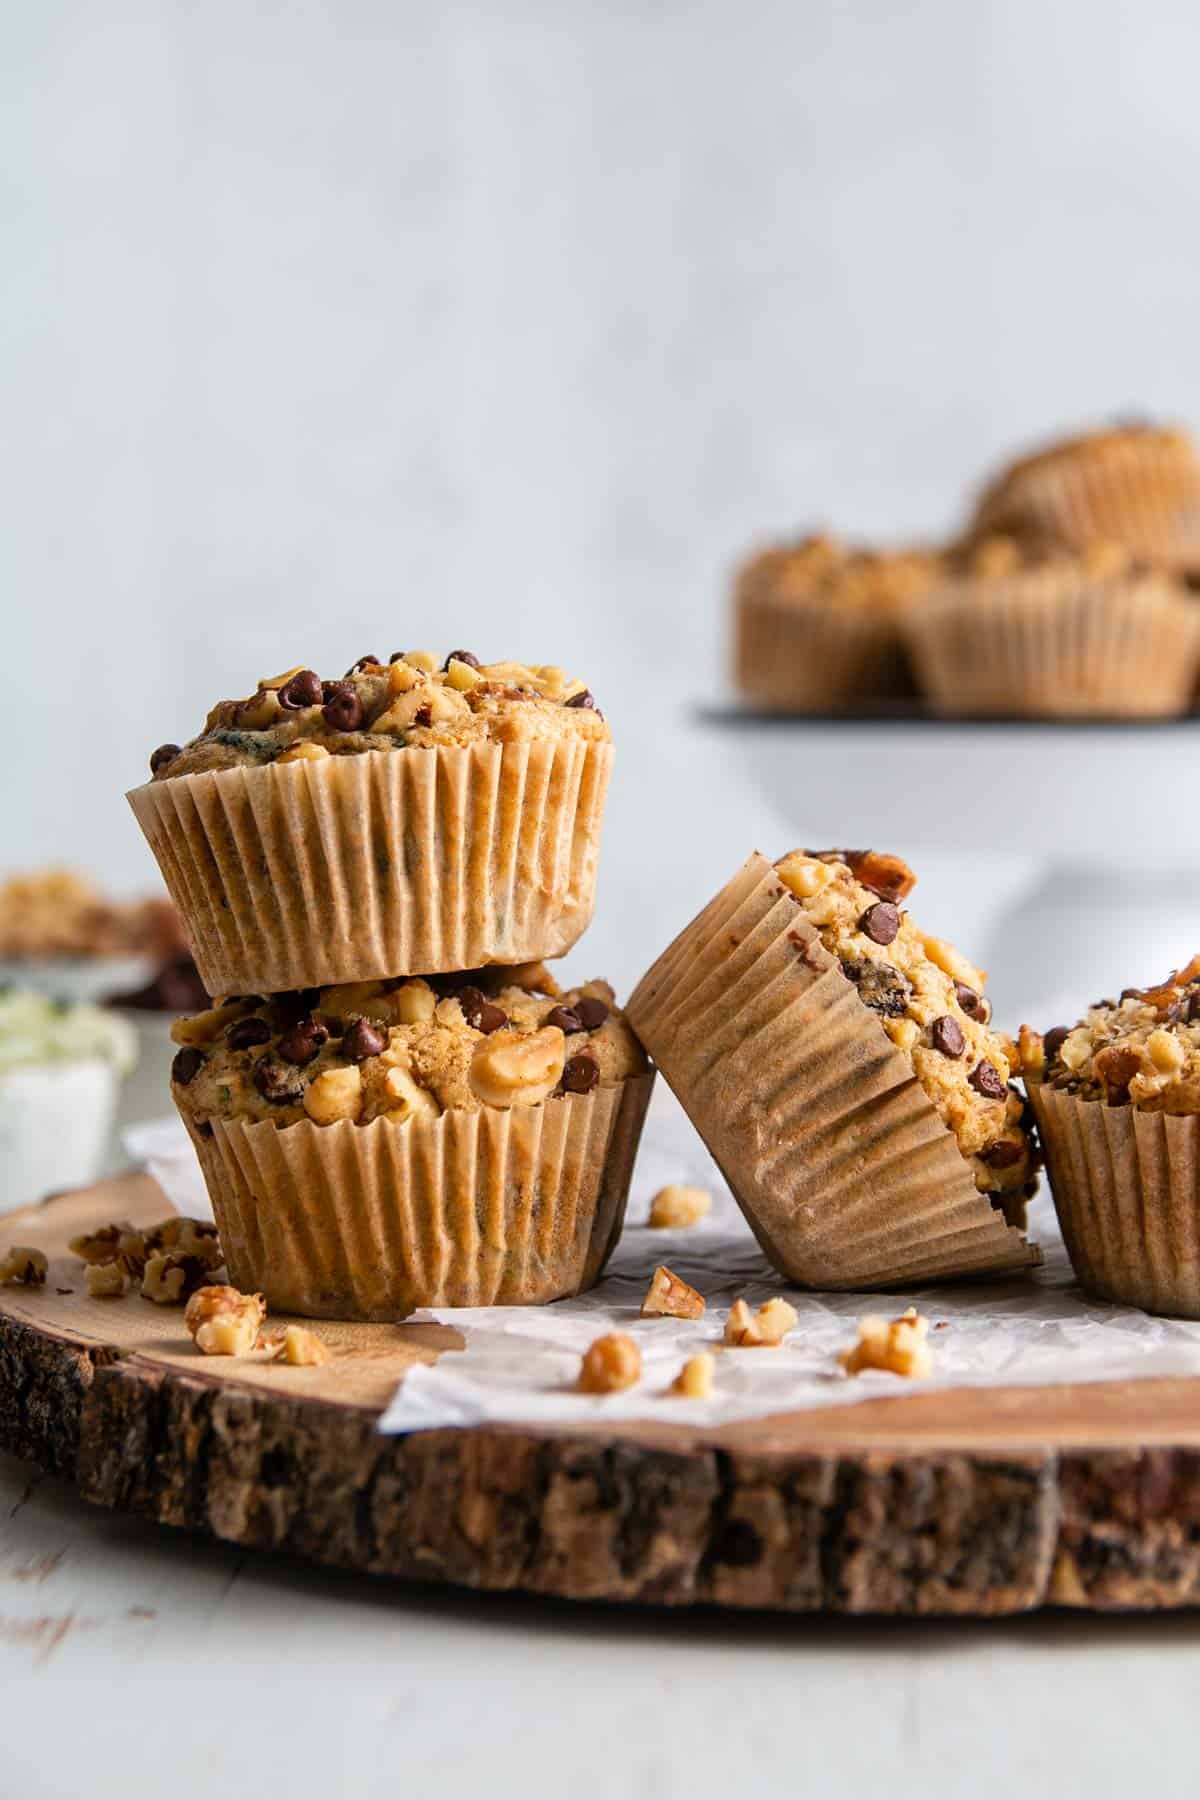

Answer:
[969,422,1200,571]
[733,534,942,712]
[900,536,1200,719]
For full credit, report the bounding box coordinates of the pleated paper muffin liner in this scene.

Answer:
[627,853,1036,1290]
[129,738,613,995]
[185,1071,654,1319]
[900,570,1200,718]
[973,435,1200,569]
[1030,1082,1200,1318]
[734,593,914,712]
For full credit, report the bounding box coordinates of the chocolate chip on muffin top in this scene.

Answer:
[1023,956,1200,1111]
[773,849,1036,1202]
[169,965,646,1130]
[149,652,609,779]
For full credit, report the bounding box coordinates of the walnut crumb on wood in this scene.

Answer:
[86,1262,127,1299]
[0,1247,47,1287]
[648,1184,712,1228]
[641,1264,705,1319]
[839,1307,932,1379]
[274,1324,332,1367]
[724,1295,798,1347]
[578,1332,641,1393]
[142,1252,211,1306]
[184,1285,266,1355]
[669,1352,715,1399]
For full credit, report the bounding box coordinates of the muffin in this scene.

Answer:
[628,849,1038,1289]
[129,651,613,995]
[733,534,942,712]
[900,536,1200,718]
[169,965,653,1318]
[970,422,1200,569]
[1025,959,1200,1316]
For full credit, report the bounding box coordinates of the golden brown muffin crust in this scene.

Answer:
[149,651,608,780]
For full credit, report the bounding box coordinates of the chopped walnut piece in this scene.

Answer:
[69,1221,137,1266]
[641,1264,706,1320]
[275,1324,332,1367]
[724,1295,799,1347]
[86,1262,127,1299]
[839,1307,932,1379]
[184,1285,266,1355]
[146,1217,223,1267]
[0,1246,47,1287]
[141,1252,210,1306]
[669,1352,715,1399]
[578,1332,641,1394]
[648,1184,712,1229]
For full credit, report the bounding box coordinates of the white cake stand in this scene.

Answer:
[706,710,1200,1028]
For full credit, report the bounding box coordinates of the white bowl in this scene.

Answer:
[0,1059,121,1208]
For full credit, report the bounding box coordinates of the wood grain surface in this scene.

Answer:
[1,1172,1198,1617]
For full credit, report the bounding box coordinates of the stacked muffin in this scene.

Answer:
[732,420,1200,718]
[130,650,653,1319]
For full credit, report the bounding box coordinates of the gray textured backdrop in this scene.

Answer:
[5,0,1199,988]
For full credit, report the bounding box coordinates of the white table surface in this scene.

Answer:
[4,1447,1200,1800]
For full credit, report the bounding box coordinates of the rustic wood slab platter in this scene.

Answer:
[2,1172,1199,1618]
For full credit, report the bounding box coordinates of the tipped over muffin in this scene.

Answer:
[629,848,1038,1290]
[130,650,613,993]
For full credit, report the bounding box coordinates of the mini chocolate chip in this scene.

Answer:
[953,981,989,1023]
[1042,1025,1070,1060]
[561,1053,599,1094]
[277,1017,329,1066]
[969,1059,1006,1100]
[458,986,508,1034]
[253,1055,304,1105]
[150,743,181,776]
[227,1016,272,1050]
[321,682,362,732]
[545,1005,583,1034]
[930,1015,966,1058]
[1188,992,1200,1024]
[858,901,899,946]
[345,654,381,676]
[276,987,323,1023]
[412,703,433,728]
[575,995,610,1031]
[983,1139,1023,1168]
[342,1016,388,1062]
[443,650,481,670]
[278,669,323,710]
[171,1047,206,1086]
[194,1119,214,1139]
[565,690,596,709]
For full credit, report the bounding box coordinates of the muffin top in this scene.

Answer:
[736,535,941,615]
[148,651,609,781]
[1023,958,1200,1111]
[944,534,1149,583]
[170,965,647,1131]
[773,849,1036,1201]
